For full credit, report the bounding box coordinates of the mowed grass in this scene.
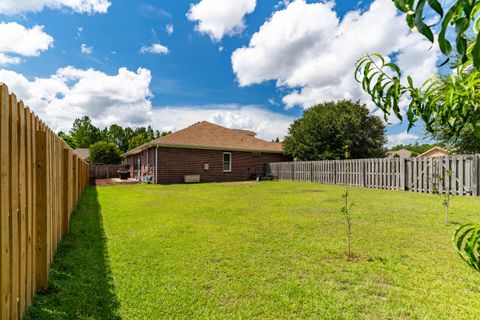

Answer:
[26,181,480,319]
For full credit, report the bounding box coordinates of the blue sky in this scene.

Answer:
[0,0,439,146]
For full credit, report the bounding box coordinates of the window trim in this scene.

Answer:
[223,152,232,172]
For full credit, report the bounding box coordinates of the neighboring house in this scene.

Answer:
[418,146,451,157]
[74,148,90,162]
[386,149,412,158]
[123,121,291,184]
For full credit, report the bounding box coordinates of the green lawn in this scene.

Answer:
[25,181,480,319]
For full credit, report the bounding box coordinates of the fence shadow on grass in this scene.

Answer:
[24,187,121,320]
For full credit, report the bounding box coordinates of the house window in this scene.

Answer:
[223,152,232,172]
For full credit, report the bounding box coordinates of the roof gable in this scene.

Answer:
[418,146,450,157]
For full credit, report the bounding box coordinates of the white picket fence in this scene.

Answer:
[270,155,480,196]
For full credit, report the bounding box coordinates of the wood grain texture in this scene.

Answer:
[0,83,88,320]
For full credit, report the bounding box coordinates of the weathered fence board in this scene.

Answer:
[89,164,125,179]
[0,83,89,320]
[270,155,480,196]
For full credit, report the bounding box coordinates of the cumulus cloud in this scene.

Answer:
[0,0,110,15]
[151,105,294,140]
[80,43,93,55]
[0,67,153,132]
[0,22,53,65]
[232,0,440,112]
[140,43,169,55]
[187,0,256,41]
[387,131,419,147]
[0,67,292,140]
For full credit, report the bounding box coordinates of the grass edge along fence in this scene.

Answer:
[270,155,480,196]
[0,83,89,320]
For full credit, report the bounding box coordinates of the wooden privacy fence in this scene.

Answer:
[89,164,125,179]
[270,155,480,196]
[0,83,89,320]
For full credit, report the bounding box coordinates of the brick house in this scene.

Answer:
[123,121,291,184]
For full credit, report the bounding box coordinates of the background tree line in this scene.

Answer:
[59,116,171,164]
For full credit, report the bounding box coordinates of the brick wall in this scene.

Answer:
[155,147,291,184]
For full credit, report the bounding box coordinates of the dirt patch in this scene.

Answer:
[147,201,162,207]
[93,178,139,187]
[217,181,260,186]
[346,253,370,262]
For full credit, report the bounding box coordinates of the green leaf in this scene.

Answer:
[407,75,414,88]
[438,6,455,55]
[427,0,443,17]
[418,22,434,42]
[474,17,480,34]
[472,32,480,70]
[385,63,402,76]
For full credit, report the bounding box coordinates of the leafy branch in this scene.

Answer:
[393,0,480,69]
[355,51,480,137]
[454,224,480,272]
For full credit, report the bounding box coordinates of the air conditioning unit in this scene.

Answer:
[184,175,201,183]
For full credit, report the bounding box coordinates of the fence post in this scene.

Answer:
[34,130,48,290]
[61,148,69,236]
[333,161,337,185]
[473,155,479,196]
[291,162,294,181]
[361,160,366,187]
[310,162,314,182]
[400,158,406,191]
[0,83,11,320]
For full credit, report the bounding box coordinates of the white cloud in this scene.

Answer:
[0,22,53,65]
[232,0,440,112]
[166,24,174,36]
[140,43,169,55]
[387,131,419,147]
[187,0,256,41]
[80,43,93,55]
[0,67,292,140]
[0,53,21,65]
[0,0,110,15]
[151,105,294,140]
[0,67,153,132]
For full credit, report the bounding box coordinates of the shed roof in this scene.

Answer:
[418,146,450,157]
[124,121,284,156]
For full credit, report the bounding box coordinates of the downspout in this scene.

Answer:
[155,146,158,184]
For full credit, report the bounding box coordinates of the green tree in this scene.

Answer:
[431,123,480,154]
[158,130,172,138]
[58,131,76,149]
[283,100,386,160]
[128,134,152,151]
[69,116,105,148]
[89,141,122,164]
[107,124,130,153]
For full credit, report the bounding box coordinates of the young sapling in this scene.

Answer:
[341,189,353,259]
